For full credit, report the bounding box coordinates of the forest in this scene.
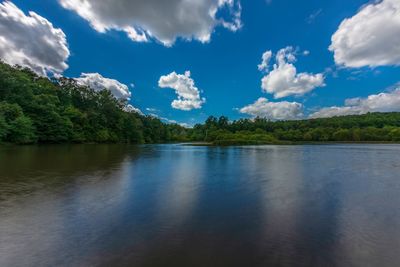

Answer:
[189,113,400,145]
[0,62,188,144]
[1,61,400,145]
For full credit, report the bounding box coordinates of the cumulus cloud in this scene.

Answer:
[0,1,69,76]
[260,47,325,98]
[58,0,242,46]
[310,88,400,118]
[239,97,304,120]
[75,73,131,100]
[158,71,206,111]
[330,0,400,68]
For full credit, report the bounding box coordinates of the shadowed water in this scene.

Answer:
[0,144,399,267]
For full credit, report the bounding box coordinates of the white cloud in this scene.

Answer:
[125,104,143,115]
[260,47,325,98]
[58,0,242,46]
[158,71,206,111]
[330,0,400,68]
[310,88,400,118]
[75,73,131,100]
[150,113,177,124]
[239,97,304,120]
[148,113,190,127]
[146,108,158,113]
[0,1,69,76]
[258,50,272,71]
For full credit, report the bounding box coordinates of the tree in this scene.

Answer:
[0,116,9,141]
[389,129,400,141]
[218,116,229,129]
[0,102,23,123]
[8,116,36,144]
[205,116,218,129]
[333,129,351,141]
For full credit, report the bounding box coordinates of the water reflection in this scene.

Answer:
[0,145,140,266]
[0,144,399,266]
[0,145,140,201]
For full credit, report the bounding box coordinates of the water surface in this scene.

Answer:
[0,144,399,267]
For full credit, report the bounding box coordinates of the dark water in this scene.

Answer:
[0,144,399,267]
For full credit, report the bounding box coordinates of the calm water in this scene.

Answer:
[0,144,399,267]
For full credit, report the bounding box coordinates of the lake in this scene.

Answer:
[0,144,399,267]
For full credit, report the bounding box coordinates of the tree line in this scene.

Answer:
[0,62,188,144]
[187,113,400,145]
[1,61,400,145]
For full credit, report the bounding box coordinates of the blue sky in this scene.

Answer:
[3,0,400,125]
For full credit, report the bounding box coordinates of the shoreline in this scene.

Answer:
[182,141,400,146]
[2,141,400,148]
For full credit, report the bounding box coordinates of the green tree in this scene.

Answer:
[0,116,9,141]
[8,116,36,144]
[389,129,400,141]
[218,116,229,129]
[0,102,23,123]
[333,129,351,141]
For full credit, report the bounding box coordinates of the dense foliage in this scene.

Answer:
[1,62,400,145]
[188,113,400,144]
[0,62,188,144]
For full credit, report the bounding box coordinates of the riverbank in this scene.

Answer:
[183,140,400,146]
[3,140,400,148]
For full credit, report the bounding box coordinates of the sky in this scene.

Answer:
[1,0,400,126]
